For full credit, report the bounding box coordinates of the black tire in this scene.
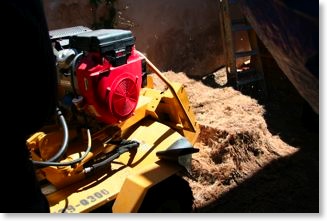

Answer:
[138,175,194,213]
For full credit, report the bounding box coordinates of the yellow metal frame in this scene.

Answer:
[112,161,181,213]
[45,119,188,213]
[28,58,199,213]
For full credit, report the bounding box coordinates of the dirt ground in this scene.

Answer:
[155,65,319,213]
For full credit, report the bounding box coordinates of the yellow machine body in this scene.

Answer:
[27,70,199,213]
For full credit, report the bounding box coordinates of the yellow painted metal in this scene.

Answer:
[137,51,197,133]
[46,119,186,213]
[27,61,200,213]
[158,82,200,144]
[112,161,181,213]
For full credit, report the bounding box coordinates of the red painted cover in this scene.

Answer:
[76,46,142,124]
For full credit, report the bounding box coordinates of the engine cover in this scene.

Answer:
[76,49,143,124]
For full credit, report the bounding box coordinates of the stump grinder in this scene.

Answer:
[26,26,200,213]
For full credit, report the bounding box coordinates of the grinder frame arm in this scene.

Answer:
[137,51,197,133]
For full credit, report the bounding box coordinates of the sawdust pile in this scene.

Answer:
[155,70,298,211]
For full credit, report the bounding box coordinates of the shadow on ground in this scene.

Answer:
[196,144,319,212]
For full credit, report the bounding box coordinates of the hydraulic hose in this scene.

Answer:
[33,128,92,168]
[70,52,83,98]
[83,140,139,174]
[46,107,69,162]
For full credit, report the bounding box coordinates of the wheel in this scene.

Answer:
[138,175,194,213]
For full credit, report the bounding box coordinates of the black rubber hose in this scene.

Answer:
[83,141,139,174]
[46,107,69,162]
[70,52,83,98]
[33,128,92,168]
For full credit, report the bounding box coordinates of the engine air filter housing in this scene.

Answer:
[71,29,135,66]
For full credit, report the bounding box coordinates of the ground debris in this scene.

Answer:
[160,71,309,211]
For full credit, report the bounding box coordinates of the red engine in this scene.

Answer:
[76,48,142,124]
[68,29,144,124]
